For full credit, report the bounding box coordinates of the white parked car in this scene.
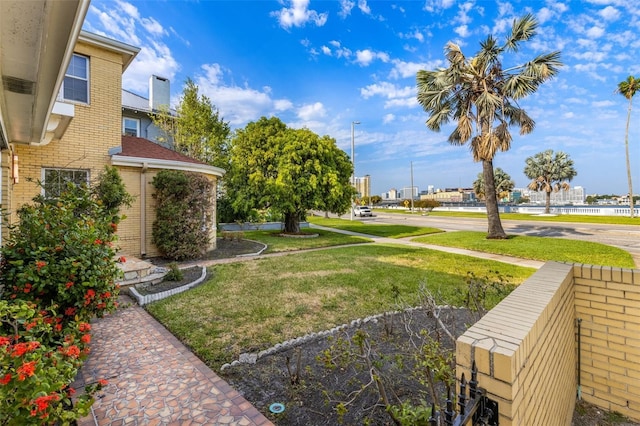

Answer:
[353,206,372,217]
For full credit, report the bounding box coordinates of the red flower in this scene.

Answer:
[94,239,103,245]
[0,336,11,346]
[54,323,62,332]
[81,334,91,344]
[60,345,80,358]
[98,379,108,386]
[17,360,37,380]
[101,291,111,299]
[119,256,126,263]
[66,386,76,396]
[65,281,74,289]
[78,323,91,332]
[64,307,76,316]
[35,261,46,271]
[110,222,118,231]
[31,394,59,415]
[0,373,11,385]
[96,303,106,310]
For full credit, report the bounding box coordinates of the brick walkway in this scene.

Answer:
[75,296,272,426]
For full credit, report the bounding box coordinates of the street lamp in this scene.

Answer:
[350,121,360,221]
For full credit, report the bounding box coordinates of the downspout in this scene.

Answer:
[576,318,582,400]
[140,163,148,257]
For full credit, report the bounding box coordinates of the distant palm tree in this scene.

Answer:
[616,76,640,218]
[417,14,562,239]
[524,150,577,214]
[474,168,515,201]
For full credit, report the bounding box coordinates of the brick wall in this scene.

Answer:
[456,262,640,425]
[574,264,640,421]
[10,40,122,215]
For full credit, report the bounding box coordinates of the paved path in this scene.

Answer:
[75,296,272,426]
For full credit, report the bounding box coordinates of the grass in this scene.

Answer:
[147,244,535,368]
[377,208,640,226]
[412,231,635,268]
[307,216,442,238]
[243,229,371,253]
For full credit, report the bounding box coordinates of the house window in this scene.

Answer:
[123,117,140,137]
[42,168,89,198]
[62,54,89,103]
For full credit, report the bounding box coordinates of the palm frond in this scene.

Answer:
[617,75,640,100]
[505,13,538,51]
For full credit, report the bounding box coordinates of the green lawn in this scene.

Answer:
[412,231,635,268]
[377,208,640,226]
[243,229,371,253]
[307,216,442,238]
[147,244,534,368]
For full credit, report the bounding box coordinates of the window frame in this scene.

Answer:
[61,54,90,104]
[123,117,140,137]
[41,167,90,198]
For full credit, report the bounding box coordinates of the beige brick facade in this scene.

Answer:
[456,262,640,425]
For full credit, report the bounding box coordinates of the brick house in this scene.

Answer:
[0,2,223,257]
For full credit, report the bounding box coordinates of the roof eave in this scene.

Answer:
[111,155,226,178]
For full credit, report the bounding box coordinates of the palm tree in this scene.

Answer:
[416,14,562,239]
[616,76,640,218]
[474,168,515,201]
[523,150,577,214]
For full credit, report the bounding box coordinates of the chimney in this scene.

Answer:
[149,75,170,111]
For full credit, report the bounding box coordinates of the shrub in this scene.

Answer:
[164,262,184,282]
[152,170,214,260]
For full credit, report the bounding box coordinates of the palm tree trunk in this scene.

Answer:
[545,190,551,214]
[625,98,635,218]
[482,160,507,239]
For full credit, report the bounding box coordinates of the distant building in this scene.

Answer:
[354,175,370,199]
[382,188,398,200]
[525,185,585,205]
[421,187,475,203]
[400,186,419,199]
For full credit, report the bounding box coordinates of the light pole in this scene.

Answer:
[350,121,360,221]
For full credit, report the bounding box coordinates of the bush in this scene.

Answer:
[164,262,184,282]
[0,171,129,424]
[152,170,214,260]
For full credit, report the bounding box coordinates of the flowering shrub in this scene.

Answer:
[0,182,122,325]
[0,300,105,425]
[0,167,130,423]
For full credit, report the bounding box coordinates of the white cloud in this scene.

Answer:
[358,0,371,15]
[592,100,615,108]
[271,0,328,29]
[360,82,413,99]
[321,46,331,55]
[455,25,471,38]
[338,0,355,18]
[85,1,179,94]
[297,102,327,120]
[384,98,418,108]
[563,112,575,119]
[389,59,443,80]
[599,6,620,21]
[194,64,294,125]
[537,7,554,24]
[585,26,605,38]
[383,113,395,124]
[355,49,389,66]
[423,0,455,13]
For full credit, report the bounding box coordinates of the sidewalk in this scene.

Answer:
[75,295,272,426]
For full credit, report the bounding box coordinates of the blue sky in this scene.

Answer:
[83,0,640,196]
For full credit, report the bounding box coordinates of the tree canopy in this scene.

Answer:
[524,150,577,214]
[227,117,354,233]
[473,168,515,201]
[152,78,231,170]
[416,14,562,238]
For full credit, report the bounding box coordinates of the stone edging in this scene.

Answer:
[219,305,464,371]
[234,239,267,257]
[129,266,207,306]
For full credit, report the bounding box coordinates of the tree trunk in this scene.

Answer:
[625,98,635,218]
[283,212,301,234]
[545,190,551,214]
[482,160,507,239]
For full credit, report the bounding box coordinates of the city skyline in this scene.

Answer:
[84,0,640,195]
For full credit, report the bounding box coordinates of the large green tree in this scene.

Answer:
[473,168,515,201]
[416,14,562,238]
[227,117,354,233]
[152,78,230,170]
[616,76,640,218]
[523,150,577,214]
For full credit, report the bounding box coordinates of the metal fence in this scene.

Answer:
[429,362,499,426]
